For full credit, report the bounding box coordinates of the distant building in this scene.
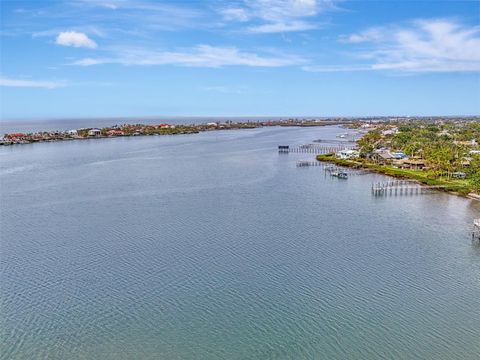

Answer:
[6,133,27,139]
[107,129,124,136]
[67,130,78,136]
[381,128,398,136]
[88,129,101,136]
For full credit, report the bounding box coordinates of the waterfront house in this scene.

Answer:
[371,149,395,164]
[107,129,125,136]
[67,130,78,136]
[398,159,427,170]
[336,149,360,160]
[6,133,27,139]
[88,129,101,137]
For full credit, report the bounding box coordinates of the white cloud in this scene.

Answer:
[56,31,98,48]
[302,65,372,72]
[73,0,202,30]
[251,0,321,21]
[0,77,66,89]
[335,19,480,72]
[220,7,250,22]
[247,20,317,33]
[220,0,336,33]
[98,2,118,9]
[338,28,383,44]
[71,44,305,67]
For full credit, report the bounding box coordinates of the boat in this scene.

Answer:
[331,171,348,179]
[338,172,348,179]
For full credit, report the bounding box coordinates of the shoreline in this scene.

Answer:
[316,154,478,199]
[0,120,348,147]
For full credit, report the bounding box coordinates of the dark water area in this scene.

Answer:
[1,126,479,359]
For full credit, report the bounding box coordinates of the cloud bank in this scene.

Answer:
[334,19,480,72]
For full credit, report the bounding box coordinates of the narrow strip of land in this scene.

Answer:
[0,119,348,146]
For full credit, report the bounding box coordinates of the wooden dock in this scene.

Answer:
[279,144,355,154]
[296,161,322,167]
[313,139,356,144]
[295,162,371,176]
[371,180,443,196]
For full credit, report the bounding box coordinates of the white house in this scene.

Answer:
[336,149,359,160]
[67,129,78,136]
[88,129,101,136]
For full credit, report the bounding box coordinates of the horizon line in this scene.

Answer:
[2,114,480,122]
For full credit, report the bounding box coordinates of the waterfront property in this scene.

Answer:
[317,119,480,197]
[394,158,427,170]
[336,149,360,160]
[88,128,102,137]
[370,149,395,163]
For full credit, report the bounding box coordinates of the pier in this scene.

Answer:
[296,161,322,167]
[295,161,371,176]
[313,139,357,144]
[371,180,446,196]
[324,165,371,176]
[279,144,355,154]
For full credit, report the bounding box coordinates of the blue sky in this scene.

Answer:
[1,0,479,119]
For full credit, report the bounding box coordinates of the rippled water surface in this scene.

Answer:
[1,126,480,359]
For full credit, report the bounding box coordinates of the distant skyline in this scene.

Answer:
[1,0,479,119]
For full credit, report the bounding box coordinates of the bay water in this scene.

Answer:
[1,126,479,359]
